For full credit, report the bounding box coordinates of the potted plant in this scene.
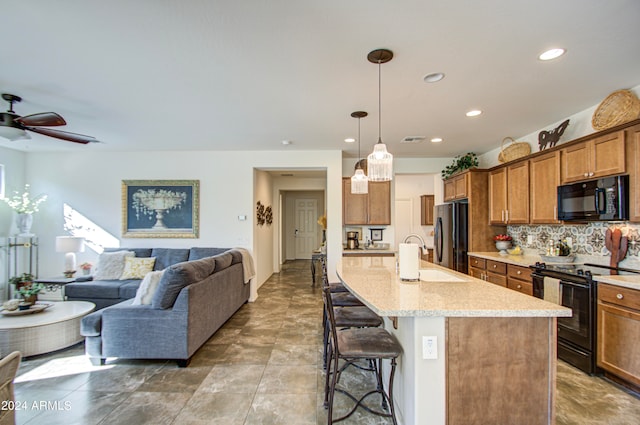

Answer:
[16,282,46,305]
[441,152,479,179]
[80,262,93,276]
[9,272,35,291]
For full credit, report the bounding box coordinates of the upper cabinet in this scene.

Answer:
[561,130,626,184]
[443,173,468,201]
[420,195,435,225]
[342,178,391,225]
[529,151,561,224]
[626,124,640,222]
[489,161,529,224]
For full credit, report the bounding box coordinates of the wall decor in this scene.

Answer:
[256,201,265,225]
[122,180,199,238]
[265,206,273,225]
[538,119,570,150]
[370,228,384,241]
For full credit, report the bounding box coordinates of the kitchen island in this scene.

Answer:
[336,256,571,425]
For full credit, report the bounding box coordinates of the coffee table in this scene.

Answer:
[0,301,95,357]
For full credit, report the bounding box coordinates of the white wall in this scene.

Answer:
[395,174,436,248]
[0,146,27,296]
[16,149,343,298]
[253,169,274,298]
[479,84,640,168]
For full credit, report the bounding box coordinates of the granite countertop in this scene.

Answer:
[336,256,571,318]
[593,275,640,291]
[468,251,542,267]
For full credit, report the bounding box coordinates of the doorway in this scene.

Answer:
[281,190,325,261]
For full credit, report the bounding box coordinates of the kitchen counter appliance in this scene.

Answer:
[557,175,628,222]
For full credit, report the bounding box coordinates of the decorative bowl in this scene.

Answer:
[495,241,511,255]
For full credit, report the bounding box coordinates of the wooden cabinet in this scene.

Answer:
[529,151,561,224]
[443,173,468,201]
[597,283,640,388]
[627,124,640,222]
[469,256,533,294]
[507,264,533,296]
[342,178,390,225]
[420,195,435,225]
[561,130,626,184]
[489,161,529,224]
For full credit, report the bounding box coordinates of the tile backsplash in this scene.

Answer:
[507,222,640,259]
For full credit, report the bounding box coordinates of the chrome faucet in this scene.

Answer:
[403,234,427,254]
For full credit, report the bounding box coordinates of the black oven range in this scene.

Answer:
[530,262,599,375]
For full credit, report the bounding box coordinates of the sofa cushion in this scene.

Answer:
[152,257,216,309]
[213,252,233,271]
[188,247,230,261]
[66,279,135,299]
[104,247,153,258]
[94,251,135,280]
[132,271,164,305]
[118,281,144,300]
[120,256,157,279]
[151,248,190,271]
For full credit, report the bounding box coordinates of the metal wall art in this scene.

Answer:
[256,201,273,226]
[538,119,570,150]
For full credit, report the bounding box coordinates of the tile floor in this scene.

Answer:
[10,260,640,424]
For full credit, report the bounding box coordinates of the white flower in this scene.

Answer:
[0,184,48,214]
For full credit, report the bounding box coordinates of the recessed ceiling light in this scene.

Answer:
[430,137,443,143]
[466,110,482,117]
[539,48,566,61]
[281,140,292,145]
[423,72,445,83]
[344,137,356,143]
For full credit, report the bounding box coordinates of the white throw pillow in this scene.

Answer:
[132,270,164,305]
[94,251,135,280]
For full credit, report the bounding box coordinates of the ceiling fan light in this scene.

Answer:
[351,168,369,194]
[0,126,29,141]
[367,141,393,181]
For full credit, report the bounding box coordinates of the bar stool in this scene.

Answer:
[323,287,402,425]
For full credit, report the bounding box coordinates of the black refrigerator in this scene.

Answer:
[434,202,469,273]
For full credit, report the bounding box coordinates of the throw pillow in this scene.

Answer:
[132,270,164,305]
[94,251,135,280]
[152,256,216,309]
[120,256,157,280]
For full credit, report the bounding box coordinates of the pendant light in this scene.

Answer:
[350,111,369,194]
[366,48,394,181]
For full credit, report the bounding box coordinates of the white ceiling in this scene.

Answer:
[1,0,639,158]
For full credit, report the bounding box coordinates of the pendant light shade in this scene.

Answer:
[350,111,369,194]
[367,49,393,182]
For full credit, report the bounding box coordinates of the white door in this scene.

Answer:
[395,199,414,251]
[295,198,318,259]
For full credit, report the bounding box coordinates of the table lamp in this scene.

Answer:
[55,236,85,275]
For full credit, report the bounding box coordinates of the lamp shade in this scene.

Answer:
[55,236,85,253]
[351,168,369,194]
[367,141,393,181]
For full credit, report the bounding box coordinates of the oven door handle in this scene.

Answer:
[560,279,590,290]
[594,187,606,214]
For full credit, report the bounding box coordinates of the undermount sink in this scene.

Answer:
[419,269,467,282]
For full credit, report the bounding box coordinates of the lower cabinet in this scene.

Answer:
[468,256,532,294]
[597,283,640,388]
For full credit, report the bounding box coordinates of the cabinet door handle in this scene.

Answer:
[516,270,522,275]
[616,294,624,300]
[554,206,557,220]
[584,172,589,177]
[501,210,504,222]
[517,284,522,289]
[493,264,497,269]
[589,172,594,177]
[506,210,509,222]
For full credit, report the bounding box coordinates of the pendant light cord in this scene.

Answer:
[378,60,382,142]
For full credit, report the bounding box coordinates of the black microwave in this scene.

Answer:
[557,175,629,221]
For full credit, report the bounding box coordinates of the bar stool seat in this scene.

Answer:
[330,291,364,307]
[336,327,401,358]
[334,307,382,328]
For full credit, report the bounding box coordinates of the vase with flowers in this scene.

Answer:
[0,184,47,236]
[493,234,512,255]
[80,262,93,276]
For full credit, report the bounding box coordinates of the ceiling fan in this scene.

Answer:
[0,93,99,144]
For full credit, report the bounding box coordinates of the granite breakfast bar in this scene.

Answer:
[336,255,571,425]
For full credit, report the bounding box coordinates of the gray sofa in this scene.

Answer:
[80,249,250,367]
[66,247,230,309]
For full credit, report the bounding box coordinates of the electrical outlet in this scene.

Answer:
[527,235,534,245]
[422,336,438,359]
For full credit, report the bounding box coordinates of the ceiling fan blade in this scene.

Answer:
[16,112,66,127]
[24,126,99,144]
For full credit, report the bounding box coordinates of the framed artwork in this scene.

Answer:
[370,228,384,241]
[122,180,199,238]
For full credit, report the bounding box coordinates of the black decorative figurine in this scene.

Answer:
[538,119,570,150]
